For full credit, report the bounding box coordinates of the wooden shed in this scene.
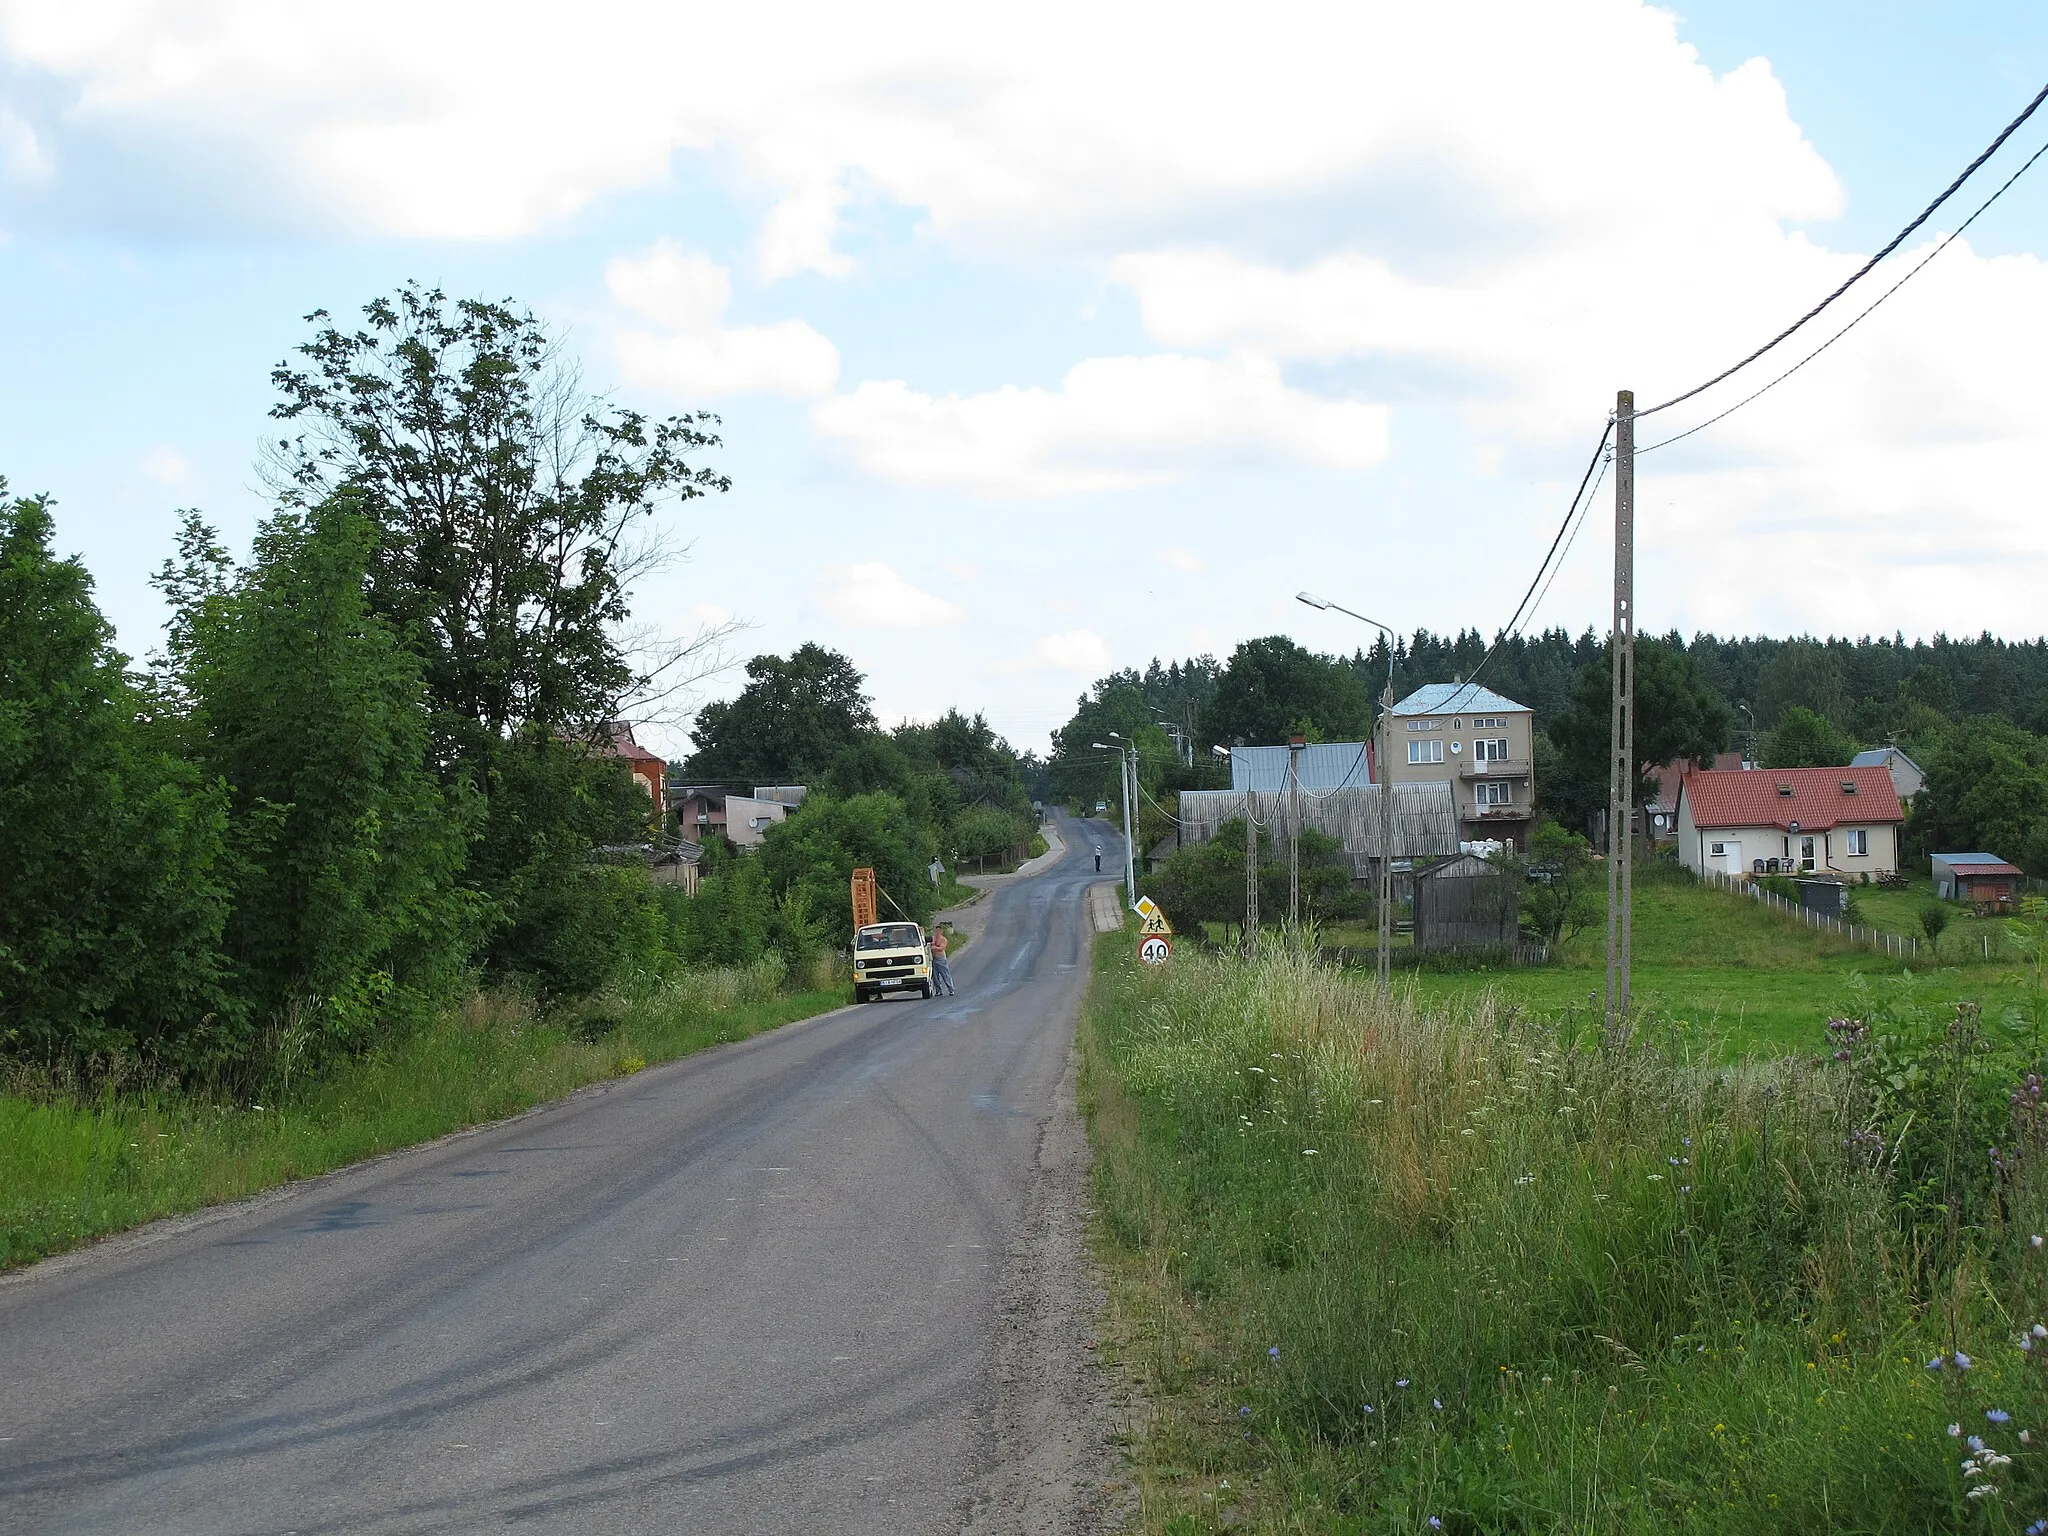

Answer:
[1412,851,1520,952]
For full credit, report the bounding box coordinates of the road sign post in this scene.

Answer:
[1138,934,1172,965]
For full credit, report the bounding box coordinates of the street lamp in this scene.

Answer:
[1295,590,1396,1002]
[1093,736,1138,909]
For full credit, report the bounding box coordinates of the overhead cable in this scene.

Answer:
[1637,78,2048,419]
[1425,418,1615,720]
[1640,134,2048,454]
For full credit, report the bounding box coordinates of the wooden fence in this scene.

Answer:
[1697,867,1920,959]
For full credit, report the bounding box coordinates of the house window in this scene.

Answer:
[1475,738,1511,762]
[1709,842,1726,856]
[1845,829,1869,856]
[1408,738,1444,764]
[1475,781,1512,806]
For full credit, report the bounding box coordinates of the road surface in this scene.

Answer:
[0,817,1125,1535]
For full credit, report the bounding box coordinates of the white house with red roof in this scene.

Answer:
[1674,764,1904,881]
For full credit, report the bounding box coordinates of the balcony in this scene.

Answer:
[1468,804,1532,822]
[1459,757,1530,781]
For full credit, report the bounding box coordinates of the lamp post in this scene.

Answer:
[1094,736,1138,909]
[1296,591,1395,1002]
[1216,743,1258,950]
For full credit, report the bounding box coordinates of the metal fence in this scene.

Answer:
[1697,867,1921,959]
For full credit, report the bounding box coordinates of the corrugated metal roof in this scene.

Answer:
[1679,765,1902,831]
[1933,853,2022,873]
[1390,682,1530,717]
[1177,782,1458,877]
[1229,742,1373,792]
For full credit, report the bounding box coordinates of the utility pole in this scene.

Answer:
[1244,794,1259,954]
[1377,684,1393,1002]
[1287,734,1304,933]
[1120,744,1138,909]
[1604,390,1636,1041]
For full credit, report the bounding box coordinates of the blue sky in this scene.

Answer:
[5,1,2048,755]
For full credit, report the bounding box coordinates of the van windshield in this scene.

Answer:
[856,924,922,952]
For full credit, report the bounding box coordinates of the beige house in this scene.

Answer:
[1675,765,1904,880]
[1382,683,1536,850]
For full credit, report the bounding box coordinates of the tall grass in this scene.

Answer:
[1084,939,2048,1533]
[1,954,845,1270]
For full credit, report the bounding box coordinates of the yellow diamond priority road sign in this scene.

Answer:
[1133,895,1172,936]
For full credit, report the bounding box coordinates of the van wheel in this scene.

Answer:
[921,983,934,999]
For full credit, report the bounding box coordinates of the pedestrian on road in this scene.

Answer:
[1094,845,1102,873]
[930,923,956,996]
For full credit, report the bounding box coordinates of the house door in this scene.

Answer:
[1722,840,1741,876]
[1800,836,1816,873]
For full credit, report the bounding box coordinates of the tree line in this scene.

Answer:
[1051,625,2048,877]
[0,284,1032,1087]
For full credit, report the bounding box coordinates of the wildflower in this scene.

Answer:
[1989,1410,2011,1424]
[1362,1404,1374,1414]
[1950,1424,1964,1437]
[1239,1406,1251,1417]
[1433,1398,1444,1410]
[1956,1352,1974,1370]
[2034,1324,2047,1338]
[1930,1356,1947,1370]
[1268,1347,1280,1360]
[2026,1520,2047,1535]
[1970,1435,1987,1451]
[2035,1235,2045,1249]
[1396,1378,1410,1387]
[1429,1520,1443,1531]
[1303,1148,1319,1156]
[2024,1429,2035,1445]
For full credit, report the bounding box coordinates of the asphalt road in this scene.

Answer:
[0,816,1124,1535]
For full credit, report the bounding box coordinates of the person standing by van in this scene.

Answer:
[930,923,956,996]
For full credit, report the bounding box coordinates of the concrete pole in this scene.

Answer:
[1244,792,1259,955]
[1120,746,1138,910]
[1378,685,1394,1002]
[1287,735,1303,933]
[1604,390,1636,1040]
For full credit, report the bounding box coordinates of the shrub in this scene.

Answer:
[1922,902,1953,942]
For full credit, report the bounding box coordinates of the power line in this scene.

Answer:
[1640,133,2048,455]
[1638,78,2048,419]
[1424,418,1615,720]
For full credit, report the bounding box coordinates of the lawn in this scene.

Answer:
[1401,875,2048,1057]
[1,958,849,1270]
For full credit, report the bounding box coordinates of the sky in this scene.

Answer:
[5,1,2048,758]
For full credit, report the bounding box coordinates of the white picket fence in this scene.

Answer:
[1697,867,1921,959]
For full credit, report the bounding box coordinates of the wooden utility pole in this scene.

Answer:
[1377,685,1394,1001]
[1604,390,1636,1040]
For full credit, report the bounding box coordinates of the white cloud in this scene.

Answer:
[815,354,1387,496]
[995,628,1113,674]
[1158,546,1203,574]
[606,241,839,398]
[139,444,191,485]
[815,561,963,629]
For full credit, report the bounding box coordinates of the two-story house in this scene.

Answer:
[1383,683,1536,850]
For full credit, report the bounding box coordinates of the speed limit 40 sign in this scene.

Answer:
[1138,934,1172,965]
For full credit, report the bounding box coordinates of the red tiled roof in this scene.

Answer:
[1954,861,2023,879]
[1650,751,1746,809]
[1679,765,1902,832]
[598,720,666,765]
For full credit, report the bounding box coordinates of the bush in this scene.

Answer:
[0,490,242,1072]
[1922,902,1953,942]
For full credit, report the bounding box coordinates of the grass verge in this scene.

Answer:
[1082,934,2048,1533]
[2,957,848,1271]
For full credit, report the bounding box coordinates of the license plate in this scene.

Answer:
[880,978,903,987]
